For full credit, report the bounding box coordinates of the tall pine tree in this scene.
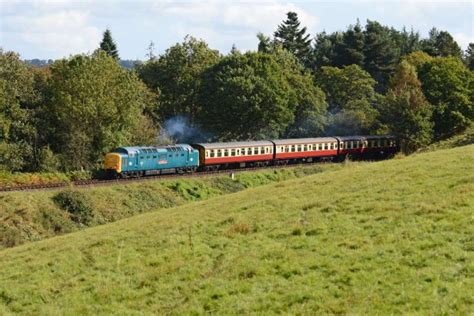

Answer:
[421,28,462,58]
[99,29,119,60]
[363,20,400,92]
[274,12,312,65]
[334,20,365,67]
[465,43,474,71]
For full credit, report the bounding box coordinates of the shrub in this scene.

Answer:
[53,190,93,225]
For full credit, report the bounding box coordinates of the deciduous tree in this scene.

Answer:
[382,61,433,152]
[138,36,220,123]
[199,53,295,140]
[418,57,473,139]
[316,64,379,135]
[46,50,154,170]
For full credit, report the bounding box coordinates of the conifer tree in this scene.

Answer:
[334,20,365,67]
[363,20,399,92]
[465,43,474,71]
[274,12,312,65]
[99,29,119,60]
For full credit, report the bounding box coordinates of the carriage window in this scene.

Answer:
[270,147,273,154]
[236,149,240,156]
[291,145,295,152]
[253,148,258,155]
[265,147,269,154]
[210,150,215,158]
[247,148,252,155]
[231,149,236,156]
[224,150,229,157]
[205,151,209,158]
[153,155,157,159]
[217,150,222,157]
[259,147,264,154]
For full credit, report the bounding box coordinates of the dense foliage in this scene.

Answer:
[0,12,472,172]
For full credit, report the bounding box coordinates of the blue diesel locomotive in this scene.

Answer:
[104,145,199,178]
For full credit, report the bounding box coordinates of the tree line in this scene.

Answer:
[1,12,473,172]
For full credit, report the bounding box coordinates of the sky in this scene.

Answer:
[1,0,473,60]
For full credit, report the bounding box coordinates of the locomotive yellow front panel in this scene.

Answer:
[104,153,122,173]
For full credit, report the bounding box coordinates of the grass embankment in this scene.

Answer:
[0,170,92,187]
[0,164,336,249]
[0,145,472,314]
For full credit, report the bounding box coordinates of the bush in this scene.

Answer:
[53,190,93,225]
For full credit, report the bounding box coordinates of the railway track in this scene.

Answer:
[0,162,328,193]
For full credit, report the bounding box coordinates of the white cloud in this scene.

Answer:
[3,9,101,58]
[453,32,474,50]
[148,0,319,53]
[155,0,319,33]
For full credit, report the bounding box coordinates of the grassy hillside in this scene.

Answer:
[0,164,335,249]
[0,145,473,314]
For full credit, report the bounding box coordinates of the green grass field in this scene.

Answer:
[0,145,473,314]
[0,164,336,249]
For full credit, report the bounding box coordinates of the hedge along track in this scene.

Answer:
[0,161,335,193]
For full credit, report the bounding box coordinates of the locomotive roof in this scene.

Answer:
[192,140,273,149]
[272,137,338,145]
[114,144,193,154]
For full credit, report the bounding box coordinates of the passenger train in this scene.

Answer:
[104,135,398,178]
